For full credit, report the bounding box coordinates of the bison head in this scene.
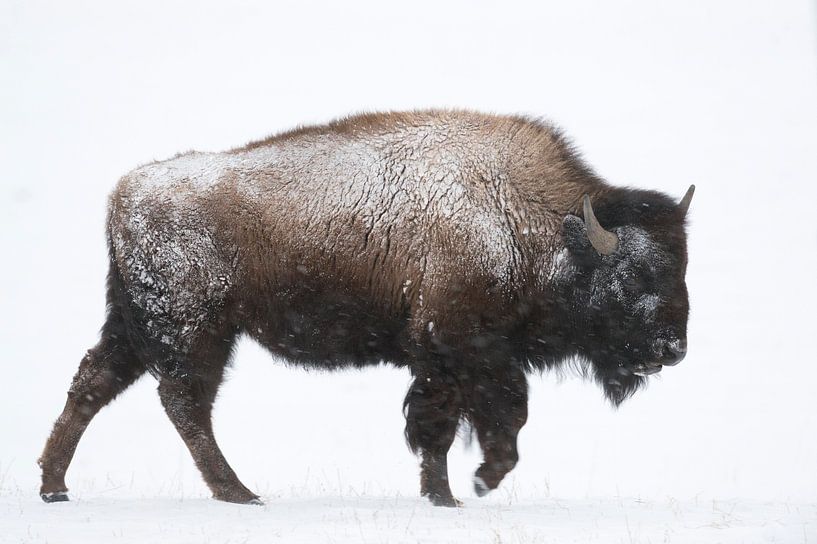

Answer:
[560,186,694,405]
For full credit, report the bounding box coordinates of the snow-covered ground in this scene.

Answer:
[1,1,816,542]
[4,493,815,543]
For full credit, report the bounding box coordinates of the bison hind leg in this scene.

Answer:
[38,306,146,502]
[157,372,261,505]
[150,323,261,505]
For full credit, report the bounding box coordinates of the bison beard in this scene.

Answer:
[39,110,692,507]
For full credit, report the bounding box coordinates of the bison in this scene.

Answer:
[39,110,693,507]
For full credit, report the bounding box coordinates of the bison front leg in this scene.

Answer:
[404,370,464,507]
[470,364,528,497]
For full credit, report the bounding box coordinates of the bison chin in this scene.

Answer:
[593,364,647,407]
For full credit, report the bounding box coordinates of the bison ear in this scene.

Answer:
[562,214,598,263]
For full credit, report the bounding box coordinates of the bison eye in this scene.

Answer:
[623,276,644,292]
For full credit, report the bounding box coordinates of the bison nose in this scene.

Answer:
[660,339,687,366]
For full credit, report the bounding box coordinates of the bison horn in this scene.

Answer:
[582,195,619,255]
[678,184,695,216]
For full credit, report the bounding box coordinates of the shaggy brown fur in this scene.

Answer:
[39,110,692,507]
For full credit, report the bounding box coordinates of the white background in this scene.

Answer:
[1,1,816,542]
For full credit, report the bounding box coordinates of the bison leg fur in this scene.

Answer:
[38,323,145,502]
[470,365,528,497]
[404,370,464,507]
[157,366,261,505]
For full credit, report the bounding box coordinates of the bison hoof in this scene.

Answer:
[473,475,492,497]
[213,490,264,505]
[41,491,69,503]
[425,493,463,507]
